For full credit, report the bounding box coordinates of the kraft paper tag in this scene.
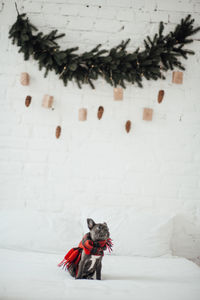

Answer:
[42,94,54,108]
[114,87,123,100]
[143,108,153,121]
[20,72,30,86]
[172,71,183,84]
[79,108,87,121]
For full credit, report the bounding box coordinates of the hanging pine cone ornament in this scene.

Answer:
[25,95,32,107]
[55,126,61,138]
[20,72,29,86]
[97,106,104,120]
[158,90,164,103]
[125,120,131,133]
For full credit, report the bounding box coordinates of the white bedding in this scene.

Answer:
[0,249,200,300]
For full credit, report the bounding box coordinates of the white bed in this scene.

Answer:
[0,248,200,300]
[0,208,200,300]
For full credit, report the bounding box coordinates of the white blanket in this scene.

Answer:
[0,249,200,300]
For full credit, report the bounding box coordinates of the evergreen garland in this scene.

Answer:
[9,5,200,89]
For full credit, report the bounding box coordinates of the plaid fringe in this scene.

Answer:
[58,233,113,274]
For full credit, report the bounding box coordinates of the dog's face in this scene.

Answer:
[87,218,110,242]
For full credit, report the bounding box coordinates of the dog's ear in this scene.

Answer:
[103,222,107,226]
[87,218,96,230]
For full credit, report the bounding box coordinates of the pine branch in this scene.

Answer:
[9,13,200,89]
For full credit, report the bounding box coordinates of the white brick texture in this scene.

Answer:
[0,0,200,263]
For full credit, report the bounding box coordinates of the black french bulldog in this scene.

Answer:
[69,218,110,280]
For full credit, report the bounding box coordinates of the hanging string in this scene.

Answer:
[15,2,19,15]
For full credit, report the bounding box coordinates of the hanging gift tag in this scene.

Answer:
[114,87,123,100]
[125,120,131,133]
[55,126,61,138]
[79,108,87,121]
[25,95,32,107]
[157,90,164,103]
[20,72,30,86]
[42,94,54,108]
[143,108,153,121]
[97,106,104,120]
[172,71,183,84]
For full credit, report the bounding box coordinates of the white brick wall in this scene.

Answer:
[0,0,200,263]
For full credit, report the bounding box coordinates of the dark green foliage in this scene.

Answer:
[9,12,200,89]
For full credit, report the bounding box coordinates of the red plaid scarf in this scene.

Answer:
[58,233,113,275]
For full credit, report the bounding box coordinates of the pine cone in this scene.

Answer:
[25,95,31,107]
[97,106,104,120]
[125,120,131,133]
[158,90,164,103]
[56,126,61,138]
